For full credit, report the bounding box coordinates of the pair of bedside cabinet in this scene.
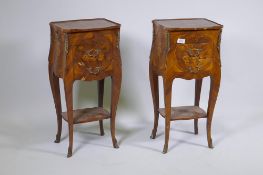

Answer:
[48,18,223,157]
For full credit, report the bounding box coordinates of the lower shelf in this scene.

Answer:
[61,107,110,124]
[158,106,207,121]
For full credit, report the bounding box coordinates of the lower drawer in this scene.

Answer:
[168,30,219,74]
[175,42,214,73]
[71,31,116,79]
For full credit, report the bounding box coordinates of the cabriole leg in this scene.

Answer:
[48,63,63,143]
[149,64,159,139]
[110,68,121,149]
[207,72,221,148]
[162,77,173,154]
[64,79,74,157]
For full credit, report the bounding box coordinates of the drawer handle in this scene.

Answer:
[88,49,100,58]
[186,48,202,57]
[86,67,101,75]
[82,49,101,62]
[78,61,102,75]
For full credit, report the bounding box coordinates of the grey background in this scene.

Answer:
[0,0,263,174]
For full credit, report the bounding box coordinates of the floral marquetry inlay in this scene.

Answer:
[175,42,213,74]
[183,48,203,73]
[75,34,114,76]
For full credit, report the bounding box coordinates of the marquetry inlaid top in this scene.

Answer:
[50,18,120,33]
[153,18,223,31]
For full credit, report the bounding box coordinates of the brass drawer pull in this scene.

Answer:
[77,61,102,75]
[88,49,100,57]
[86,67,101,75]
[81,49,101,62]
[186,48,202,57]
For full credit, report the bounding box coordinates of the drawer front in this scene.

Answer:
[175,42,213,73]
[69,30,117,78]
[169,30,218,74]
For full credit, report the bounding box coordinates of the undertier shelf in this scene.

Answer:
[158,106,207,121]
[61,107,110,124]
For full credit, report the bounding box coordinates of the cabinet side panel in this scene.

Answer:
[150,23,167,74]
[53,31,66,78]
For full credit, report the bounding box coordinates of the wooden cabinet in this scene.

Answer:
[149,18,223,153]
[48,19,122,157]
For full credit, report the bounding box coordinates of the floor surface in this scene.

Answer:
[1,107,262,175]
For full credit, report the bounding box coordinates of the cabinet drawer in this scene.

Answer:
[74,40,113,75]
[69,30,116,46]
[70,30,117,77]
[175,42,213,73]
[169,30,218,73]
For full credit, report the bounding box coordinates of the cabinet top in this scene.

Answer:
[50,18,120,33]
[153,18,223,31]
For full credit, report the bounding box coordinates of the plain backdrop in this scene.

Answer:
[1,0,263,174]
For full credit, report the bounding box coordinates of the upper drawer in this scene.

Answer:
[68,30,118,46]
[170,30,218,45]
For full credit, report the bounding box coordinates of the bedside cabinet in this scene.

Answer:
[48,18,122,157]
[149,18,223,153]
